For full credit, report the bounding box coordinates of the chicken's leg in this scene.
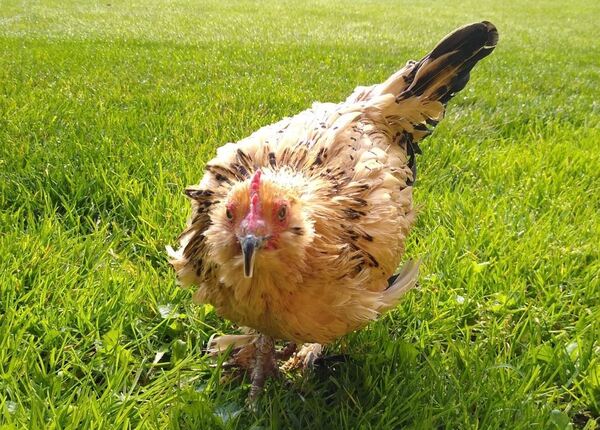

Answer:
[247,334,277,402]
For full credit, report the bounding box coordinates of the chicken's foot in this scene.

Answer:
[207,336,330,401]
[282,343,323,371]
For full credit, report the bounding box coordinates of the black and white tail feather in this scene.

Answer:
[378,21,498,298]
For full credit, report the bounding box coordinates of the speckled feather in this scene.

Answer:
[168,22,498,343]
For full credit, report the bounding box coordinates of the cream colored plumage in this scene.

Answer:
[168,21,498,398]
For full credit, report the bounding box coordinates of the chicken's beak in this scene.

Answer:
[240,234,263,278]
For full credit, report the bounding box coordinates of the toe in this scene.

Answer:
[301,344,323,369]
[282,343,323,371]
[206,334,258,355]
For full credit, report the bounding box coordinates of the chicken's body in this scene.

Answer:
[169,22,498,398]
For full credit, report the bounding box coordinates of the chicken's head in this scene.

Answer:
[204,169,313,280]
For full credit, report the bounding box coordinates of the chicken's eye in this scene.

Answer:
[226,208,234,221]
[277,205,287,221]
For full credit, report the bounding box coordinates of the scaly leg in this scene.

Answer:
[247,334,277,402]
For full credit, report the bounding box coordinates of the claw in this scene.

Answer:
[275,342,297,360]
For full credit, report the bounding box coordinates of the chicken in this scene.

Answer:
[168,21,499,400]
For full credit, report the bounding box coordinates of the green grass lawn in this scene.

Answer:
[1,0,599,428]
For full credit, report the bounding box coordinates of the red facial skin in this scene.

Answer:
[265,200,289,249]
[225,170,290,250]
[227,199,289,250]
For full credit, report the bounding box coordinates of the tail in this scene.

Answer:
[350,21,499,105]
[379,259,420,312]
[347,21,498,183]
[395,21,499,105]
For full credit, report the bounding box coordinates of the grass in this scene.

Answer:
[1,0,599,428]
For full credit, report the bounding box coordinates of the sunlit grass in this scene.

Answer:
[1,0,599,428]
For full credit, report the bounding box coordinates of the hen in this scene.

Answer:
[168,21,498,399]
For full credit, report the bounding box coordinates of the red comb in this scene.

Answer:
[250,170,262,198]
[248,170,262,227]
